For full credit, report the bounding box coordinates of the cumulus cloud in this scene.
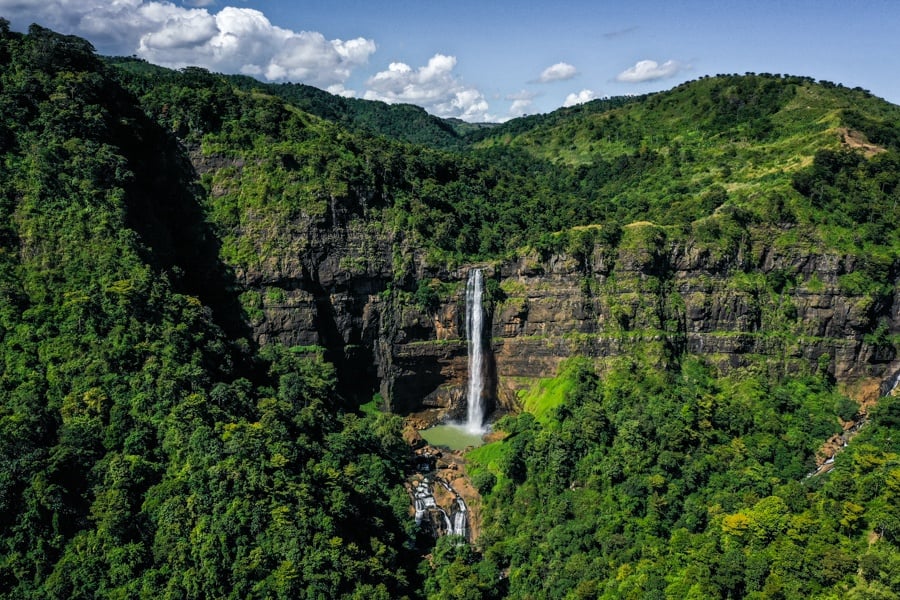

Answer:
[138,7,218,51]
[0,0,148,50]
[326,84,357,98]
[364,54,493,122]
[0,0,503,119]
[563,89,597,107]
[0,1,376,91]
[505,90,538,118]
[537,62,578,83]
[138,7,376,89]
[616,59,685,83]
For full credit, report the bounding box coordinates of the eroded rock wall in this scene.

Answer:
[230,215,899,413]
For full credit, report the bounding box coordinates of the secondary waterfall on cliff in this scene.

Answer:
[466,268,485,433]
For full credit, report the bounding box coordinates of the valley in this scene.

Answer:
[0,23,899,598]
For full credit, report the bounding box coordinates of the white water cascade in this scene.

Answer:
[465,268,485,433]
[452,496,468,538]
[413,475,468,539]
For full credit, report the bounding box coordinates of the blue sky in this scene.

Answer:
[1,0,898,121]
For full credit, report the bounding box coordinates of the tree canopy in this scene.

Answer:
[1,23,899,599]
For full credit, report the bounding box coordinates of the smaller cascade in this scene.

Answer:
[465,268,485,433]
[807,369,900,478]
[412,473,469,540]
[435,479,468,538]
[413,481,435,526]
[439,508,453,534]
[889,370,900,396]
[451,496,468,539]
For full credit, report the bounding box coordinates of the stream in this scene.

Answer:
[413,475,468,539]
[412,470,468,539]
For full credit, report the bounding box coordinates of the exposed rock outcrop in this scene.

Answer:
[199,171,899,413]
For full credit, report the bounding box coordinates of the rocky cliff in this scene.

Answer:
[218,199,899,414]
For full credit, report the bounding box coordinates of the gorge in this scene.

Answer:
[2,29,900,597]
[231,216,900,419]
[178,70,900,422]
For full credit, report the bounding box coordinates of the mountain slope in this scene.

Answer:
[0,23,420,599]
[473,73,900,243]
[107,56,477,150]
[2,22,900,600]
[108,61,900,263]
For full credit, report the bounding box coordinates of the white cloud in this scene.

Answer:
[509,98,531,115]
[1,1,513,119]
[505,90,537,117]
[364,54,493,122]
[326,84,357,98]
[137,7,376,89]
[616,59,684,83]
[138,8,218,51]
[0,0,147,50]
[563,89,597,107]
[537,62,578,83]
[0,1,376,91]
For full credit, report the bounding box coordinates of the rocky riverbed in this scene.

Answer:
[406,425,484,543]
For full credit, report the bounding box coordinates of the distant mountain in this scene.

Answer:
[107,56,480,149]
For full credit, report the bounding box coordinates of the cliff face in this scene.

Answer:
[487,230,899,407]
[226,210,898,413]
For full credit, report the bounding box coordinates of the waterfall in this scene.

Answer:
[466,268,485,433]
[452,497,468,539]
[413,481,432,526]
[891,371,900,395]
[412,476,468,540]
[439,509,453,534]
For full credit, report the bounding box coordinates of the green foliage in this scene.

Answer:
[792,147,900,247]
[4,24,900,600]
[107,59,900,276]
[414,278,443,312]
[440,356,900,599]
[0,26,419,598]
[843,108,900,151]
[516,358,596,423]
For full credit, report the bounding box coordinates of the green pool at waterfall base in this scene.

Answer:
[419,424,486,451]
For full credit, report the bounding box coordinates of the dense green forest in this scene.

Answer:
[1,21,900,599]
[456,357,900,598]
[0,23,421,598]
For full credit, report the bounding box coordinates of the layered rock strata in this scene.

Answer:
[229,216,898,413]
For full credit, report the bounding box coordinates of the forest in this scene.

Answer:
[1,22,899,599]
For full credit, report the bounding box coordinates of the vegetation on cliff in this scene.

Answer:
[0,23,420,598]
[1,21,899,599]
[108,54,900,281]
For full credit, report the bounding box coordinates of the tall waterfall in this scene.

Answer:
[465,268,485,433]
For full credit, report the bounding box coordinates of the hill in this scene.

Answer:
[107,55,477,150]
[1,22,900,599]
[0,22,420,598]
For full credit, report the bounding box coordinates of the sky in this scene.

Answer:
[1,0,898,122]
